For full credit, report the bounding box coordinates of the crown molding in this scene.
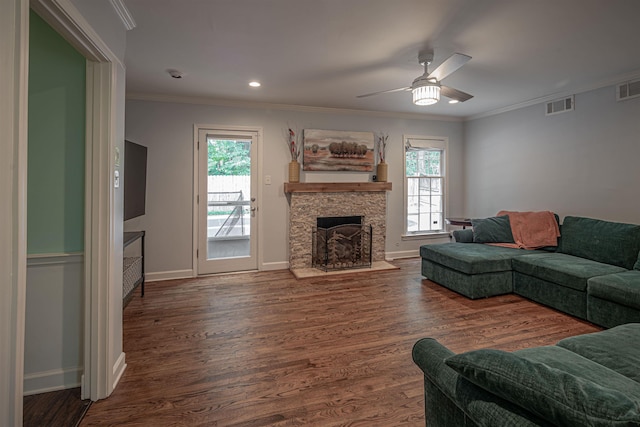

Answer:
[109,0,136,30]
[31,0,122,65]
[125,92,463,122]
[467,68,640,121]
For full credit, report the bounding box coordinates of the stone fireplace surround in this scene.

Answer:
[285,183,392,270]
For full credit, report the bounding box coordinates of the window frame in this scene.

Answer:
[403,135,449,237]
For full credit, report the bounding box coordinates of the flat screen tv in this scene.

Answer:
[124,140,147,221]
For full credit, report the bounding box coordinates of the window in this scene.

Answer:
[404,136,447,235]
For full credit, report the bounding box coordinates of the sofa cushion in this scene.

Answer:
[445,347,640,426]
[588,271,640,310]
[452,228,474,243]
[515,345,640,397]
[558,323,640,383]
[420,243,524,275]
[512,252,627,291]
[471,215,515,244]
[558,216,640,270]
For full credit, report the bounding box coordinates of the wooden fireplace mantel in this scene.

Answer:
[284,182,392,193]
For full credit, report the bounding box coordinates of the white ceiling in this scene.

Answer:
[122,0,640,119]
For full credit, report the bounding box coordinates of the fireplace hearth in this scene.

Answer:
[312,216,372,271]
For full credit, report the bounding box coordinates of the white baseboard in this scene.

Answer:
[145,269,194,282]
[260,261,289,271]
[147,263,291,280]
[23,366,83,396]
[385,250,420,260]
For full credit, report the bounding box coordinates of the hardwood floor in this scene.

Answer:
[23,387,91,427]
[80,258,601,426]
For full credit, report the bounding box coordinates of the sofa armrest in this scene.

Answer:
[412,339,553,427]
[412,338,460,399]
[453,229,474,243]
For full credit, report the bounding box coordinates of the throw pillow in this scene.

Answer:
[453,228,474,243]
[445,349,640,426]
[471,215,515,244]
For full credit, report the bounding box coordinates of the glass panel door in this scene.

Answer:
[197,129,258,274]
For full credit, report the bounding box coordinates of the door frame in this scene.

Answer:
[5,0,122,423]
[30,0,124,403]
[193,124,264,275]
[1,1,29,424]
[196,129,258,274]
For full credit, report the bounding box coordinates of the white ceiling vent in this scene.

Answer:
[546,96,574,116]
[617,80,640,101]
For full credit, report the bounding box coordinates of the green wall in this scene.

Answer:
[28,10,86,254]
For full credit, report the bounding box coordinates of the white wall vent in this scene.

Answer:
[617,79,640,101]
[545,96,574,116]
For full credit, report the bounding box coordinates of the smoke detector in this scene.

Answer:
[167,69,184,79]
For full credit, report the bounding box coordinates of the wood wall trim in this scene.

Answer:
[284,182,392,193]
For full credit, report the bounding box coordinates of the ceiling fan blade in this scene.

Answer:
[441,86,474,102]
[356,87,411,98]
[428,53,471,81]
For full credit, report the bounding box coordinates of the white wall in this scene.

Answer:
[125,100,465,278]
[24,255,83,395]
[70,0,127,59]
[464,85,640,223]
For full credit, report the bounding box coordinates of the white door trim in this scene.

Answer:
[31,0,124,401]
[193,124,264,275]
[0,1,29,425]
[3,1,122,422]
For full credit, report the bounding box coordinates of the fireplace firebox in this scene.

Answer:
[312,216,372,271]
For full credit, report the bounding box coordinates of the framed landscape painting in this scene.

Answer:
[302,129,375,172]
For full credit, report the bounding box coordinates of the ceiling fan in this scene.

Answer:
[357,51,473,105]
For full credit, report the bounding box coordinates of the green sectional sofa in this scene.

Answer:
[412,323,640,427]
[420,216,640,328]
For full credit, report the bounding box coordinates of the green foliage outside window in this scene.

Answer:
[208,139,251,175]
[406,150,441,176]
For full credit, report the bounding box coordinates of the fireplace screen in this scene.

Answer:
[312,216,372,271]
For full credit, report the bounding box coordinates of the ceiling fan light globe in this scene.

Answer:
[413,85,440,106]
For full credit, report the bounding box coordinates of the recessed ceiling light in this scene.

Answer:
[249,81,261,87]
[449,99,459,104]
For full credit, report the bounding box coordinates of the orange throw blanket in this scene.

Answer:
[491,210,560,250]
